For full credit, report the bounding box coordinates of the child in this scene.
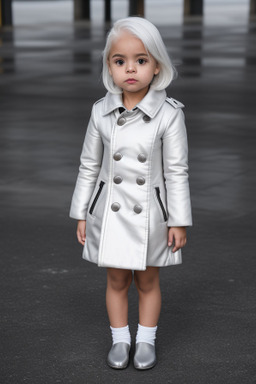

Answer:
[70,17,192,370]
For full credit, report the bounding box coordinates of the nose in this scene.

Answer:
[126,62,136,73]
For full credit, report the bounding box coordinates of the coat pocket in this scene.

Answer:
[155,187,168,222]
[89,181,105,215]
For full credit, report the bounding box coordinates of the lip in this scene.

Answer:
[125,79,137,84]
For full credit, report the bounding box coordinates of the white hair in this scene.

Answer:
[102,17,177,94]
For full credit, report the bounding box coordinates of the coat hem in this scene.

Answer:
[81,254,182,270]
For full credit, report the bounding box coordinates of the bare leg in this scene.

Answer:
[134,267,161,326]
[106,268,133,327]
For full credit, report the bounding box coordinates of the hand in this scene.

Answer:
[168,227,187,253]
[77,220,86,245]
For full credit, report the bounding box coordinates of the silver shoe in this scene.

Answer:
[134,342,156,370]
[107,342,130,369]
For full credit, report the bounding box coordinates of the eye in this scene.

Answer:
[138,58,147,65]
[115,59,124,66]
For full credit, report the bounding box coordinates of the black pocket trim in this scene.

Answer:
[155,187,168,221]
[89,181,105,215]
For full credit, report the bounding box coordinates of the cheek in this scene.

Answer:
[107,62,113,76]
[111,70,123,81]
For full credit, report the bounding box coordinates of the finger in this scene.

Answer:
[173,237,187,252]
[82,224,86,242]
[172,245,178,253]
[172,239,181,253]
[180,237,186,248]
[83,224,86,241]
[77,230,82,244]
[77,229,85,245]
[168,231,173,247]
[78,237,85,246]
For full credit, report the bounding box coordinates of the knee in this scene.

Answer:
[134,274,158,294]
[108,270,132,292]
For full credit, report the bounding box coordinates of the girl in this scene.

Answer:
[70,17,192,370]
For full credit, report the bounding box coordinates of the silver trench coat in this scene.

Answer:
[70,88,192,271]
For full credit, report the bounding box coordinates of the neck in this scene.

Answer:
[122,87,149,110]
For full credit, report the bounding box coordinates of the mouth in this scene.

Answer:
[125,79,137,84]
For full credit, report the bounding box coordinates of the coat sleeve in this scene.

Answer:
[69,104,103,220]
[162,108,192,227]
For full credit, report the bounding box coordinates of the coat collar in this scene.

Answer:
[102,88,167,119]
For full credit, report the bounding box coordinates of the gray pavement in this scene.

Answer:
[1,4,256,384]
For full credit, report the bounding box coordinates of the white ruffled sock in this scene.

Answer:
[136,324,158,346]
[110,325,131,346]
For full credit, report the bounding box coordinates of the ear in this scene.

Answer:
[154,62,160,76]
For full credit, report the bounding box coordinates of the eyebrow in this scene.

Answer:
[111,53,148,59]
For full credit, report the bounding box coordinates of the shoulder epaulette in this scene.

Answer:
[166,97,185,109]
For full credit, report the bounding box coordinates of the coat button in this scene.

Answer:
[143,115,151,123]
[137,153,147,163]
[113,175,123,184]
[134,204,142,214]
[111,202,120,212]
[136,176,145,185]
[113,152,122,161]
[117,117,126,126]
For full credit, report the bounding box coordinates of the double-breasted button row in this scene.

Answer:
[117,115,150,126]
[112,150,146,213]
[113,152,147,163]
[111,202,143,214]
[113,175,145,185]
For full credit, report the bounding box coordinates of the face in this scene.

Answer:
[107,31,160,101]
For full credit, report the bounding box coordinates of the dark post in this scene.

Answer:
[250,0,256,15]
[184,0,203,16]
[74,0,90,21]
[0,0,13,26]
[105,0,111,22]
[129,0,144,16]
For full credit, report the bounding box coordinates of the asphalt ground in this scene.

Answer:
[1,6,256,384]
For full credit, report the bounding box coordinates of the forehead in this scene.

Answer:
[110,31,146,54]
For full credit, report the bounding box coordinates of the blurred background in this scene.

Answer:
[1,1,256,383]
[9,0,252,26]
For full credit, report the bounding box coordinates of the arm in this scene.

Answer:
[162,108,192,227]
[163,108,192,252]
[70,103,104,220]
